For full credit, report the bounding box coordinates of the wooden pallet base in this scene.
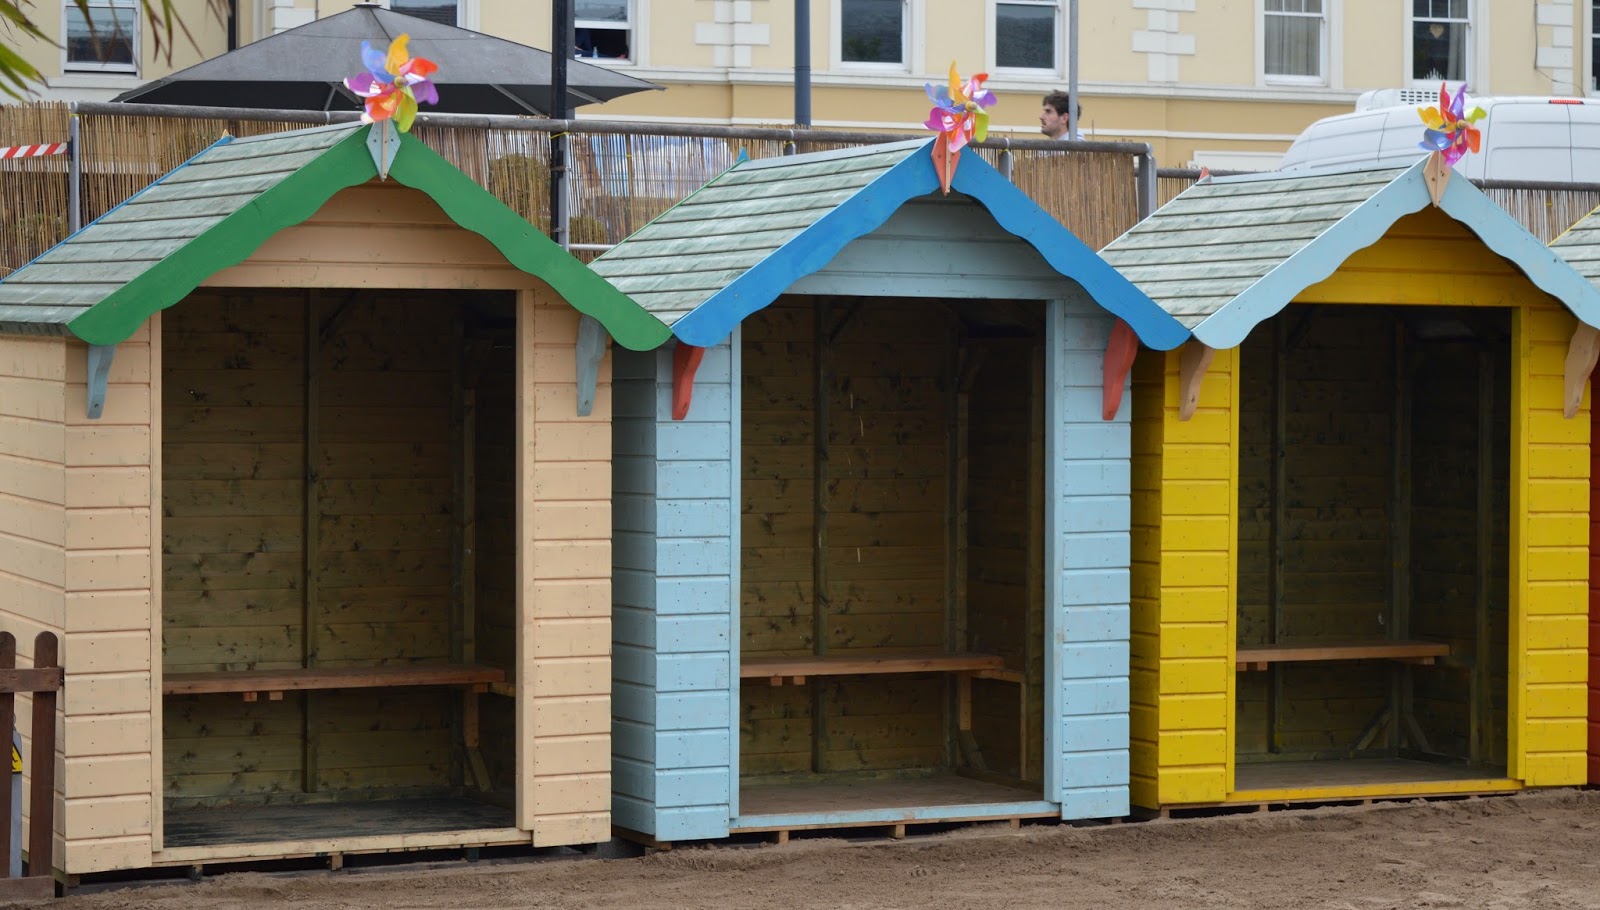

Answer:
[1136,787,1518,821]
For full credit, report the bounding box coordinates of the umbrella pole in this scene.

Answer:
[550,0,574,249]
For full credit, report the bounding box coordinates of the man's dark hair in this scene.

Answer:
[1042,90,1081,118]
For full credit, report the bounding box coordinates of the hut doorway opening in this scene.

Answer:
[159,287,524,852]
[1233,304,1510,793]
[735,295,1055,827]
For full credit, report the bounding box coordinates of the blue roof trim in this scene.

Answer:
[1435,174,1600,329]
[667,141,1191,351]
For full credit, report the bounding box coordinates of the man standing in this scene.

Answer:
[1040,91,1084,141]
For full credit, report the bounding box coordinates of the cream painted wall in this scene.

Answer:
[14,1,1593,162]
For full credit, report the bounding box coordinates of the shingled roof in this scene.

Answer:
[0,122,670,350]
[1102,158,1600,349]
[590,138,1190,350]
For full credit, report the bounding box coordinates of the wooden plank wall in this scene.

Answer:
[740,302,816,776]
[0,327,163,874]
[612,341,737,841]
[0,336,68,871]
[1129,345,1238,809]
[1510,303,1587,788]
[1592,375,1600,783]
[1235,308,1395,758]
[474,325,518,802]
[161,290,472,806]
[66,323,159,872]
[1051,298,1136,819]
[515,289,614,846]
[966,342,1037,782]
[1409,339,1510,765]
[822,303,950,774]
[739,299,955,777]
[313,294,455,795]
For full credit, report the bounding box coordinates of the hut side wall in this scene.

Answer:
[1050,298,1135,819]
[1129,345,1240,809]
[516,289,615,846]
[1511,304,1589,787]
[0,334,70,872]
[1592,403,1600,783]
[612,341,737,842]
[63,322,159,874]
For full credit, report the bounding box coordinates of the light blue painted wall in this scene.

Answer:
[611,341,737,841]
[1048,295,1132,820]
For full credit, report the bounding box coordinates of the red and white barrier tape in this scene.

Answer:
[0,142,68,159]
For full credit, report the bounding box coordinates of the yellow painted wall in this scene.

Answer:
[1129,210,1591,808]
[1130,344,1238,809]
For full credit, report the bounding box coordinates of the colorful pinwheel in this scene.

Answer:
[344,34,439,133]
[1417,83,1485,167]
[923,63,996,194]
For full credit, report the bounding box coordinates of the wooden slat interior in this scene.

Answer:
[161,289,517,811]
[738,297,1044,786]
[1233,304,1509,770]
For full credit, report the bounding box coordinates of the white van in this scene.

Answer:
[1278,90,1600,182]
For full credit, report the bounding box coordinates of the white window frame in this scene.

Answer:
[1257,0,1328,86]
[574,0,640,66]
[1587,0,1600,96]
[987,0,1064,77]
[379,0,480,30]
[62,0,139,75]
[831,0,921,73]
[1405,0,1476,89]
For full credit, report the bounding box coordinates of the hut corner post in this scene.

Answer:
[1562,323,1599,418]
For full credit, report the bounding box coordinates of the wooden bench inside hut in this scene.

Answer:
[737,295,1052,824]
[160,288,521,848]
[1233,304,1509,792]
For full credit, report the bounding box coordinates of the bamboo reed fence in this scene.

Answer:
[7,103,1597,279]
[0,103,1143,275]
[1158,167,1600,244]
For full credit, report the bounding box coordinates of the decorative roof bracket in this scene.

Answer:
[1177,341,1215,422]
[85,343,115,420]
[1101,319,1139,421]
[1563,323,1600,419]
[672,342,706,421]
[575,315,606,417]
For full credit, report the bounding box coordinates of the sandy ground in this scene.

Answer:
[52,789,1600,910]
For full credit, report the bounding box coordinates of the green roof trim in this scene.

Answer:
[1,123,669,351]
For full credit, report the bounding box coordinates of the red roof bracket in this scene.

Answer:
[672,342,707,421]
[1102,319,1139,421]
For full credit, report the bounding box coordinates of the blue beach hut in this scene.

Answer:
[590,138,1189,844]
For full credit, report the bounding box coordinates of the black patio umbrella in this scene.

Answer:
[111,3,662,115]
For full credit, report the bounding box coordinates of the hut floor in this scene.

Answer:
[163,797,516,848]
[1231,758,1517,802]
[732,773,1057,831]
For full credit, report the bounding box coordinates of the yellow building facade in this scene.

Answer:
[13,2,1600,179]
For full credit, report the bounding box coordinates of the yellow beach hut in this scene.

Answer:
[0,122,670,878]
[1100,159,1600,812]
